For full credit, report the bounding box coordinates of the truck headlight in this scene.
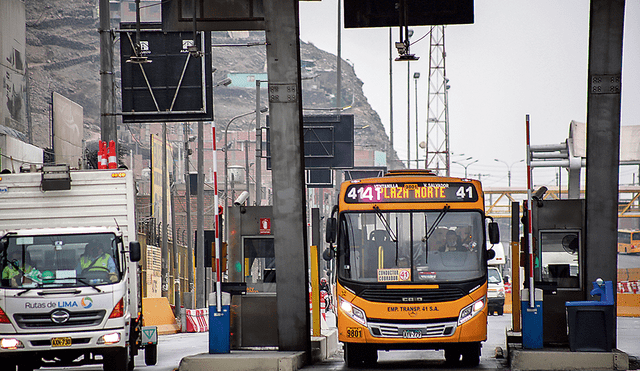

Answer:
[0,338,24,349]
[458,296,486,326]
[498,288,505,298]
[339,297,367,326]
[97,332,121,345]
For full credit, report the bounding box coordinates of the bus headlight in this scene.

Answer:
[339,297,367,326]
[458,296,486,326]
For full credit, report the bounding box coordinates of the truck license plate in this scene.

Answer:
[402,329,422,339]
[51,337,72,347]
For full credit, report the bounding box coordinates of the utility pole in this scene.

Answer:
[184,124,194,305]
[196,121,205,308]
[99,0,116,149]
[255,81,262,205]
[161,122,168,298]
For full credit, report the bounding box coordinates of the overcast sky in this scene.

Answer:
[298,1,640,189]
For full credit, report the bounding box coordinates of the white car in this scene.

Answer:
[487,266,505,315]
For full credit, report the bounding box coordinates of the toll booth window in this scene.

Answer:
[535,231,580,288]
[244,237,276,293]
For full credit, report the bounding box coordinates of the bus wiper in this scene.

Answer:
[424,215,429,264]
[426,205,451,240]
[373,206,397,242]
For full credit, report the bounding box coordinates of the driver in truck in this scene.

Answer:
[77,240,117,280]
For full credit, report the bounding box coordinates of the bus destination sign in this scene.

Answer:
[344,182,478,204]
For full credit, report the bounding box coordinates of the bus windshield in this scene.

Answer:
[1,233,122,289]
[338,210,485,284]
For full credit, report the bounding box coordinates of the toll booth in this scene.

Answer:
[531,199,586,346]
[228,205,278,348]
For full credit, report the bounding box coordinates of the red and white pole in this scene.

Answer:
[212,124,222,313]
[525,114,535,308]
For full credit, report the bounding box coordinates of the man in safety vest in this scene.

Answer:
[77,241,117,280]
[2,250,40,287]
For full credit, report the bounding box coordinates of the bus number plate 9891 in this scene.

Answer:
[346,327,362,338]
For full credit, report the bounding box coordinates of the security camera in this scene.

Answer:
[234,191,250,206]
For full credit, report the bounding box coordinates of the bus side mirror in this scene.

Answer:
[325,217,336,243]
[129,241,141,262]
[488,222,500,244]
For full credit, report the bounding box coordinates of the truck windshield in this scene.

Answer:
[1,233,122,289]
[337,210,485,284]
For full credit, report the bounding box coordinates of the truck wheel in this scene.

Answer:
[145,343,158,366]
[498,306,504,316]
[103,347,130,371]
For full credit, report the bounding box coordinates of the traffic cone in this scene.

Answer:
[108,140,117,169]
[101,141,108,169]
[98,141,105,169]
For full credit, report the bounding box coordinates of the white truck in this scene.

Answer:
[0,165,157,371]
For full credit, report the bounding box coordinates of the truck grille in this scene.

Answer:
[359,287,466,303]
[14,310,106,329]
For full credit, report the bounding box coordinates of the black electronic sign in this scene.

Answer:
[266,114,354,170]
[344,0,474,28]
[120,30,213,123]
[343,182,478,204]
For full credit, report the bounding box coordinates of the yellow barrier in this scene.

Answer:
[142,297,180,334]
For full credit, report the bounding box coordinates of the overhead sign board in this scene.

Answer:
[266,114,354,170]
[344,0,474,28]
[162,0,265,32]
[120,30,213,123]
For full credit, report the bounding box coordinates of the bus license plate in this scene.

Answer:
[346,327,362,338]
[403,329,422,339]
[51,337,72,347]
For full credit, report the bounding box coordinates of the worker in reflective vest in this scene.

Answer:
[78,241,117,274]
[2,250,40,287]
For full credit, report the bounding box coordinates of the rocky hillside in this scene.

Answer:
[25,0,401,168]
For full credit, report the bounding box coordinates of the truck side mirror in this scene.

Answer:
[129,241,141,262]
[325,217,336,243]
[488,222,500,244]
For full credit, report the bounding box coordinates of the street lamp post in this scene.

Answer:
[452,158,478,178]
[494,159,524,187]
[224,108,268,240]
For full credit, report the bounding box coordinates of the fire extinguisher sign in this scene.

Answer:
[259,218,271,235]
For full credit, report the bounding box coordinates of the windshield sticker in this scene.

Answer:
[15,237,34,245]
[377,268,411,282]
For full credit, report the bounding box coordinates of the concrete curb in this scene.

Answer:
[179,351,306,371]
[510,348,629,370]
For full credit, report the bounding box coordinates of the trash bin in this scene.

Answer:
[565,279,614,352]
[521,288,543,349]
[209,292,231,354]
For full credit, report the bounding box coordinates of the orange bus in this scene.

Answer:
[618,229,640,254]
[324,170,499,367]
